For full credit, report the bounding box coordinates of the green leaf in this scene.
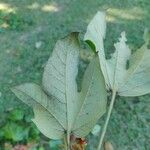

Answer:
[2,122,29,141]
[84,11,150,97]
[11,33,107,139]
[28,123,40,141]
[9,108,24,121]
[73,57,107,137]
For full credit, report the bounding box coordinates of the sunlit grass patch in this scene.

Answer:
[0,11,34,31]
[0,3,16,13]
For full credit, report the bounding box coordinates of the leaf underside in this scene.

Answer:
[84,11,150,97]
[11,33,107,139]
[11,83,64,139]
[73,57,107,137]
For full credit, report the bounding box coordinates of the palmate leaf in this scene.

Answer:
[11,33,107,139]
[84,11,150,97]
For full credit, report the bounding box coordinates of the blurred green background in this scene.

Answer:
[0,0,150,149]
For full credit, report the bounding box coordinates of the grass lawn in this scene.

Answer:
[0,0,150,149]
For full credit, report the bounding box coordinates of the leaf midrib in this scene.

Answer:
[111,48,119,91]
[93,14,111,88]
[65,48,69,133]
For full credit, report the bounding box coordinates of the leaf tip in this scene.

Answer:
[120,31,127,42]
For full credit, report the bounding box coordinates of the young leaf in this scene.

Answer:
[84,12,150,96]
[11,33,107,140]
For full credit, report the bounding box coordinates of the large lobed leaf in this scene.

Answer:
[84,11,150,97]
[11,33,107,139]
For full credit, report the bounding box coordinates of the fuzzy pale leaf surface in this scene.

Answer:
[11,33,107,139]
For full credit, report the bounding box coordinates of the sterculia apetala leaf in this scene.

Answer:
[84,11,150,97]
[11,33,107,140]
